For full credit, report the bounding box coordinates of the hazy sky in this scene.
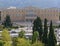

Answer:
[0,0,60,8]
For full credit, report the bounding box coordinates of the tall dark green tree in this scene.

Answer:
[0,11,1,21]
[42,19,48,46]
[48,21,57,46]
[2,15,12,28]
[33,17,43,41]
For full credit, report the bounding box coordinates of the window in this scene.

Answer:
[26,19,33,22]
[26,14,36,17]
[26,10,33,12]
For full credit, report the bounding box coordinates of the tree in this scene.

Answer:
[0,11,1,21]
[0,25,4,30]
[32,31,39,43]
[18,29,25,38]
[4,41,12,46]
[42,19,48,46]
[12,37,17,46]
[59,44,60,46]
[2,15,12,28]
[32,41,44,46]
[48,21,57,46]
[17,38,30,46]
[33,17,43,41]
[0,40,4,46]
[1,28,12,46]
[1,28,11,41]
[59,25,60,28]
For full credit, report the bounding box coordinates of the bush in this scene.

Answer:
[17,38,31,46]
[32,41,44,46]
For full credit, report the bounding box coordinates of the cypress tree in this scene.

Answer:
[2,15,12,28]
[33,17,43,41]
[42,19,48,46]
[48,21,57,46]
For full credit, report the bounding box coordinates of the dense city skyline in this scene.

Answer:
[0,0,60,8]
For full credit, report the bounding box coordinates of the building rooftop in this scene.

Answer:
[7,6,17,9]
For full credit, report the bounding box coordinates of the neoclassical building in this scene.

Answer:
[0,7,60,26]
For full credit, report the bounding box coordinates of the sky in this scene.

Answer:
[0,0,60,8]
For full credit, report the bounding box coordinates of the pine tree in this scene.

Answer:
[33,17,43,41]
[48,21,57,46]
[2,15,12,28]
[42,19,48,46]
